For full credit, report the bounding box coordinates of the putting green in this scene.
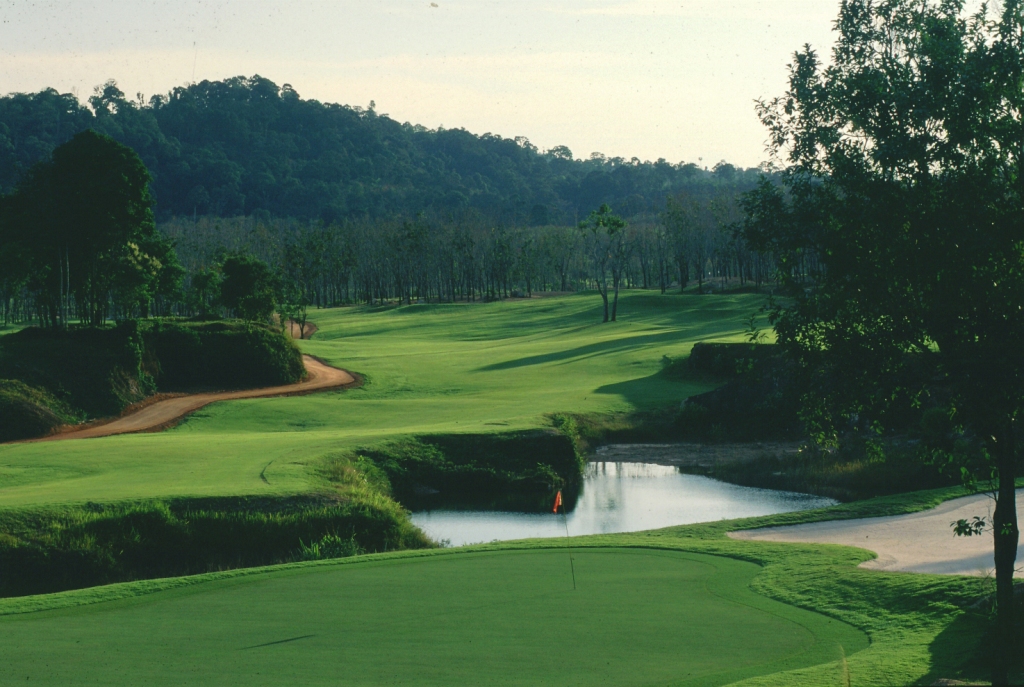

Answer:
[0,548,865,686]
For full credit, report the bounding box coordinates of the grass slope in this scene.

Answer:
[0,291,757,508]
[0,547,866,687]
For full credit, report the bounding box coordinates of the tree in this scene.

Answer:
[7,130,176,327]
[580,204,628,322]
[219,255,279,323]
[187,267,221,319]
[744,1,1024,680]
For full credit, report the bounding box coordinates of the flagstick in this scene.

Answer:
[561,505,577,591]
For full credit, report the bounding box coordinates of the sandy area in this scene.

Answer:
[730,489,1024,577]
[29,355,357,443]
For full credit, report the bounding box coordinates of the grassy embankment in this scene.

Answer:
[0,484,1014,686]
[0,320,305,442]
[0,291,757,594]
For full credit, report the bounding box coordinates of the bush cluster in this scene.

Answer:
[0,379,80,442]
[0,320,306,441]
[0,495,430,598]
[350,430,583,511]
[142,320,305,389]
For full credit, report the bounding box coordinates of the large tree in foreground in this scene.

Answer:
[744,0,1023,681]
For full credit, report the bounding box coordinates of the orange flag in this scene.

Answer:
[552,490,563,513]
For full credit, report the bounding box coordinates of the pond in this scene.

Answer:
[411,461,837,547]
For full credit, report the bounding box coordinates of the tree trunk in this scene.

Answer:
[991,421,1019,686]
[598,281,609,323]
[611,273,621,322]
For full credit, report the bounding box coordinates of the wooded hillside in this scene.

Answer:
[0,75,758,225]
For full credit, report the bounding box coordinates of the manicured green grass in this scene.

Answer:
[0,291,759,508]
[0,547,866,687]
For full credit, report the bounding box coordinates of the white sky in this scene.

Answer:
[0,1,839,168]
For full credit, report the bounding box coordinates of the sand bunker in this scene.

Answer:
[730,489,1024,577]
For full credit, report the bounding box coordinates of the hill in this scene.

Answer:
[0,76,759,224]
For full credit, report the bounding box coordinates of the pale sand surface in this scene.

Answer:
[730,489,1024,577]
[30,356,356,443]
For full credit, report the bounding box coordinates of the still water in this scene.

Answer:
[411,462,836,547]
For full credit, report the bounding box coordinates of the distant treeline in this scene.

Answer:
[163,191,774,313]
[0,75,761,225]
[0,76,782,324]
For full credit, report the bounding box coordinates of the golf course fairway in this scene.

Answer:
[0,291,757,508]
[0,547,865,686]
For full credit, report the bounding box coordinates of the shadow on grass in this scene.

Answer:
[476,327,727,372]
[592,369,704,406]
[922,609,995,686]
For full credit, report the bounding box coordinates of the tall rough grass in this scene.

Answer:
[0,469,432,597]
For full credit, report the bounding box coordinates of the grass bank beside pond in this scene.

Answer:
[0,484,1016,686]
[0,491,432,598]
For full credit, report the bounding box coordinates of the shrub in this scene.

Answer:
[0,326,152,417]
[0,379,80,442]
[143,320,305,390]
[299,533,364,560]
[0,494,432,598]
[355,430,582,511]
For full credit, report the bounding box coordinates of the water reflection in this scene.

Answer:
[411,462,836,547]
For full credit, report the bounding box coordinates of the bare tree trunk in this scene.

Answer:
[598,277,609,323]
[991,420,1019,686]
[610,272,621,321]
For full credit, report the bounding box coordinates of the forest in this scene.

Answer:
[0,76,771,325]
[0,75,760,224]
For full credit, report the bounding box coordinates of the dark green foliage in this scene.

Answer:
[298,533,364,561]
[4,130,181,327]
[680,354,802,441]
[0,324,153,417]
[0,496,431,598]
[356,430,582,510]
[217,255,279,322]
[0,320,303,433]
[743,3,1024,678]
[686,342,776,378]
[706,442,959,503]
[0,379,80,442]
[142,320,304,390]
[0,77,760,224]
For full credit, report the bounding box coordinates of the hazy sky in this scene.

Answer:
[0,1,839,168]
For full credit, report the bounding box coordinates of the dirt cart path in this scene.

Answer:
[32,356,356,443]
[730,489,1024,577]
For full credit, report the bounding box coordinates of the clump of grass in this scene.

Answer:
[298,532,363,560]
[0,323,154,418]
[704,440,961,501]
[341,430,582,510]
[142,319,305,390]
[0,492,432,598]
[0,379,83,442]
